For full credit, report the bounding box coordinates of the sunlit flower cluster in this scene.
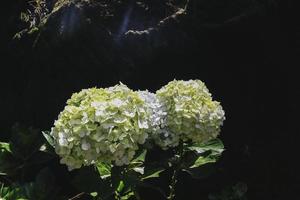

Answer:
[50,80,225,170]
[155,80,225,148]
[50,84,150,170]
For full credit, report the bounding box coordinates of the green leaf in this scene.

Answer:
[117,180,125,193]
[42,131,55,147]
[131,149,147,163]
[128,150,147,175]
[121,191,134,200]
[96,162,112,179]
[0,143,19,176]
[0,184,29,200]
[0,142,11,153]
[187,139,224,168]
[187,139,224,155]
[132,167,144,175]
[190,155,218,168]
[141,168,165,180]
[90,192,98,197]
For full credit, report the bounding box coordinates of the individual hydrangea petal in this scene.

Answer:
[81,140,91,151]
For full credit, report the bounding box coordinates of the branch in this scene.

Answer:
[124,0,190,37]
[68,192,85,200]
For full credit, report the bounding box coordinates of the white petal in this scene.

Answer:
[111,98,125,107]
[138,119,149,129]
[58,132,65,139]
[58,138,68,146]
[81,141,91,151]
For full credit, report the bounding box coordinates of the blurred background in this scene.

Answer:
[0,0,298,199]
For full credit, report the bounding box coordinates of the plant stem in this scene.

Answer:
[167,167,178,200]
[69,192,85,200]
[167,142,184,200]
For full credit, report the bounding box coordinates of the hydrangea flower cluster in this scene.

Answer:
[50,83,150,170]
[155,80,225,148]
[50,80,225,170]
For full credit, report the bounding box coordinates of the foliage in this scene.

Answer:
[0,124,63,200]
[15,0,188,40]
[43,132,224,200]
[15,0,277,43]
[1,124,224,200]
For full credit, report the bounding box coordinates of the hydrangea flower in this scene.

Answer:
[137,90,180,149]
[155,80,225,149]
[50,83,150,170]
[137,91,167,132]
[50,80,225,169]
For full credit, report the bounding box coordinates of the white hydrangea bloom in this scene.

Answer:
[155,80,225,148]
[137,90,179,149]
[50,80,225,169]
[137,91,166,130]
[50,84,150,170]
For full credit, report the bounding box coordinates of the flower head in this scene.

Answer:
[155,80,225,148]
[51,83,150,170]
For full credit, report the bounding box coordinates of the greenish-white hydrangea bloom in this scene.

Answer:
[137,90,179,149]
[155,80,225,149]
[137,91,167,132]
[50,83,150,170]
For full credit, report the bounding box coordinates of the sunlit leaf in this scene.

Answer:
[90,192,98,197]
[190,155,218,168]
[96,162,112,179]
[187,139,224,155]
[0,144,18,176]
[141,168,165,180]
[132,167,144,175]
[0,142,11,153]
[121,191,134,200]
[187,139,224,168]
[117,180,125,193]
[42,131,55,148]
[131,149,147,163]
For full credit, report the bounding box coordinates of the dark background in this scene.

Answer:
[1,0,298,199]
